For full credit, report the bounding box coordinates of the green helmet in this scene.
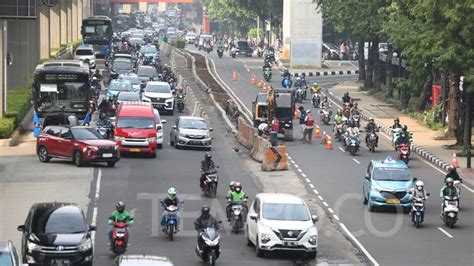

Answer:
[445,177,454,185]
[168,187,177,200]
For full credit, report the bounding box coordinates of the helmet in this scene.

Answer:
[284,68,289,73]
[205,153,212,160]
[344,92,349,97]
[369,117,374,122]
[167,187,177,200]
[323,96,328,100]
[234,182,242,192]
[116,201,125,213]
[306,109,311,114]
[229,181,236,189]
[201,205,210,217]
[394,117,400,123]
[445,177,454,186]
[415,180,424,191]
[95,69,100,74]
[313,82,318,86]
[354,102,358,107]
[402,125,408,131]
[448,165,457,174]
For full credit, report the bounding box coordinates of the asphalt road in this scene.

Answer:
[187,45,474,266]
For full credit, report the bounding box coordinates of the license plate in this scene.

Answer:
[283,241,298,246]
[103,153,113,158]
[51,259,70,265]
[386,199,400,204]
[130,148,140,152]
[190,141,200,145]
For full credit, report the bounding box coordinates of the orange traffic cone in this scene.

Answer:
[251,74,257,85]
[452,152,460,167]
[313,124,321,137]
[232,71,238,81]
[326,135,333,149]
[321,131,327,144]
[294,106,299,119]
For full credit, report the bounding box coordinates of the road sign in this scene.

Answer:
[0,0,37,19]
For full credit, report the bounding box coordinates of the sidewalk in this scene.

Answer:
[328,80,474,186]
[0,132,36,157]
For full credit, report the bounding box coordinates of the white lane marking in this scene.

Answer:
[309,183,315,189]
[318,195,323,201]
[333,215,340,221]
[298,168,303,173]
[461,183,474,193]
[294,164,299,168]
[291,160,296,164]
[287,155,292,160]
[91,168,102,250]
[339,223,380,266]
[301,173,307,178]
[338,147,346,152]
[353,158,361,164]
[328,208,334,214]
[305,178,311,183]
[313,189,319,195]
[437,227,454,238]
[322,201,329,207]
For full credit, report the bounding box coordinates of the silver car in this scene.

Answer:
[170,116,212,150]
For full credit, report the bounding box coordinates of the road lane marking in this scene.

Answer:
[353,158,361,164]
[301,173,307,178]
[318,195,323,201]
[338,147,346,152]
[290,160,296,164]
[437,227,454,238]
[313,189,319,195]
[328,208,334,214]
[91,168,102,251]
[309,183,315,189]
[294,164,299,168]
[298,168,303,173]
[287,155,292,159]
[339,223,380,266]
[322,201,329,207]
[305,178,311,183]
[333,215,340,221]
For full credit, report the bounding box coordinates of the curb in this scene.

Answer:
[0,107,33,147]
[326,90,450,174]
[292,70,359,77]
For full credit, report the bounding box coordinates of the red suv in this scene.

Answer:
[113,101,158,157]
[37,126,120,167]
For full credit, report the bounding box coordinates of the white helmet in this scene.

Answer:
[415,180,424,191]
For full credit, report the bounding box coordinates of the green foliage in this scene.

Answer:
[247,28,263,39]
[410,110,446,131]
[7,87,31,127]
[0,117,15,139]
[176,39,186,49]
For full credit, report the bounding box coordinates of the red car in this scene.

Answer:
[37,125,120,167]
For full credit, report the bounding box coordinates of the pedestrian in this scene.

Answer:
[339,41,346,60]
[270,115,279,146]
[298,106,306,141]
[303,110,315,143]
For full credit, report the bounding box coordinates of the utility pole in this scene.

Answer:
[460,76,471,168]
[0,20,7,118]
[441,69,447,127]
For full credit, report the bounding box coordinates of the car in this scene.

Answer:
[246,193,319,259]
[74,46,96,69]
[111,58,134,78]
[129,37,145,47]
[139,45,158,61]
[322,43,340,60]
[116,255,174,266]
[142,81,174,114]
[170,116,212,150]
[117,91,141,104]
[0,240,23,266]
[17,202,96,266]
[107,79,134,99]
[232,40,253,57]
[114,101,158,157]
[136,65,158,83]
[37,126,120,167]
[166,27,177,36]
[185,32,197,44]
[153,109,167,149]
[119,73,141,92]
[112,53,132,62]
[362,156,414,212]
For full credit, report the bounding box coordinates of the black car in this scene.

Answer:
[232,41,253,57]
[17,202,96,266]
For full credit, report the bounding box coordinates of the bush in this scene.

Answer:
[0,117,15,139]
[176,39,186,49]
[248,28,264,39]
[7,87,31,127]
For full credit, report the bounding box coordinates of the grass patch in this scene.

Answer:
[0,81,32,139]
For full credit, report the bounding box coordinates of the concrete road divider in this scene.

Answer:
[250,136,271,162]
[236,117,256,149]
[262,146,288,171]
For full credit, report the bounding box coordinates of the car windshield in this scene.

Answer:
[118,93,140,101]
[373,167,411,181]
[109,81,132,91]
[71,128,101,140]
[262,203,310,221]
[113,61,132,71]
[129,38,144,45]
[179,119,208,130]
[31,207,87,234]
[76,49,93,56]
[146,84,170,93]
[137,67,156,77]
[119,75,140,85]
[117,117,154,129]
[0,252,13,266]
[140,46,157,54]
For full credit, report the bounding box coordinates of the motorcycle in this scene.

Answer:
[397,143,410,165]
[217,48,224,58]
[163,204,181,241]
[366,131,378,152]
[202,171,218,198]
[97,118,114,139]
[345,134,360,155]
[334,123,344,142]
[295,87,304,103]
[282,76,292,89]
[229,201,246,234]
[196,227,221,266]
[319,109,332,125]
[410,196,429,228]
[257,47,264,57]
[263,68,272,82]
[223,43,229,52]
[312,93,321,108]
[176,94,185,113]
[231,47,237,58]
[111,222,129,255]
[391,128,402,148]
[441,195,459,228]
[351,114,360,128]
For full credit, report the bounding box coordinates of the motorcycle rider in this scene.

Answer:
[281,68,291,79]
[226,182,248,221]
[298,106,307,141]
[342,92,351,104]
[320,96,331,109]
[107,202,134,248]
[200,153,217,188]
[391,118,402,130]
[445,165,462,182]
[439,177,459,213]
[365,117,379,147]
[310,82,320,94]
[226,181,236,200]
[395,131,410,149]
[194,206,220,254]
[92,69,103,80]
[160,187,182,231]
[412,180,429,200]
[344,120,359,147]
[351,102,361,115]
[334,109,343,125]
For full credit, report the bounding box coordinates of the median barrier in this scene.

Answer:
[250,135,271,162]
[261,145,288,171]
[236,117,256,150]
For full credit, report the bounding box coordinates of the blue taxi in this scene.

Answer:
[362,156,414,212]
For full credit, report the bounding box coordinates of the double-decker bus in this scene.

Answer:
[114,14,130,32]
[81,16,113,57]
[32,60,91,119]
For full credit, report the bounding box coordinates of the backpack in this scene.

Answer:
[306,114,314,127]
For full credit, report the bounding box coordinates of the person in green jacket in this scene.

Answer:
[226,182,248,221]
[107,201,134,248]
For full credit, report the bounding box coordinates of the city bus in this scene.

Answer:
[81,16,113,57]
[32,60,91,119]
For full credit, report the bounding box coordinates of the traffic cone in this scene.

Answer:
[313,124,321,137]
[321,131,327,144]
[251,74,257,85]
[232,71,238,81]
[293,105,299,119]
[326,135,333,149]
[452,152,460,167]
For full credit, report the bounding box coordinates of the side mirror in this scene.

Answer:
[364,175,370,180]
[161,119,167,124]
[172,125,177,129]
[156,125,162,130]
[312,215,319,223]
[209,128,213,132]
[89,225,97,231]
[413,177,418,182]
[249,213,258,221]
[17,225,25,232]
[426,193,431,197]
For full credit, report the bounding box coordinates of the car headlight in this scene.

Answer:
[142,96,151,102]
[78,240,92,251]
[114,136,124,141]
[27,241,42,252]
[371,185,383,192]
[156,133,163,139]
[82,146,98,152]
[308,235,318,245]
[114,145,119,150]
[260,233,271,244]
[165,97,173,102]
[147,137,157,143]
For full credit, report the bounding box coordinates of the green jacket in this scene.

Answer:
[108,210,134,225]
[334,114,343,124]
[230,191,248,202]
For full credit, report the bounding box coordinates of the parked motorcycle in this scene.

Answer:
[410,195,429,228]
[202,171,218,198]
[196,227,221,266]
[397,143,411,165]
[229,201,246,234]
[263,67,272,82]
[176,94,185,113]
[164,204,181,241]
[319,109,332,125]
[441,195,459,228]
[111,222,129,255]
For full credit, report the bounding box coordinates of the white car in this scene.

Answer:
[153,109,167,149]
[74,46,96,68]
[142,81,174,115]
[246,193,319,259]
[185,33,197,44]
